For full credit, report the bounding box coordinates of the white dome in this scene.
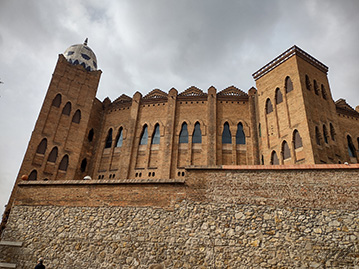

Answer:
[63,39,97,71]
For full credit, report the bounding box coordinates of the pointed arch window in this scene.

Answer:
[47,147,58,163]
[52,94,62,107]
[28,170,37,181]
[315,126,321,145]
[347,135,356,158]
[222,122,232,144]
[282,141,291,160]
[36,138,47,154]
[59,155,69,171]
[115,127,123,147]
[140,125,148,145]
[321,84,327,100]
[80,158,87,173]
[293,130,303,149]
[271,151,279,165]
[314,80,319,95]
[72,109,81,124]
[179,122,188,143]
[266,99,273,114]
[285,77,293,93]
[323,125,329,144]
[275,88,283,104]
[62,102,72,115]
[236,123,246,144]
[151,124,160,144]
[88,128,94,142]
[105,129,113,148]
[330,123,335,141]
[192,122,202,143]
[305,75,311,90]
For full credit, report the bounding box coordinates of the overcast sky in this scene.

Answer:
[1,0,359,216]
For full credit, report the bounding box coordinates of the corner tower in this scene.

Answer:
[253,46,342,164]
[16,39,102,182]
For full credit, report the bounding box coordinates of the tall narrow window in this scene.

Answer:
[52,94,62,107]
[282,141,291,160]
[305,75,311,90]
[314,80,319,95]
[192,122,202,143]
[28,170,37,180]
[285,77,293,93]
[140,125,148,145]
[151,124,160,144]
[72,109,81,124]
[259,123,261,137]
[261,155,264,165]
[347,135,356,158]
[36,138,47,154]
[321,84,327,100]
[275,88,283,104]
[88,128,94,142]
[315,127,321,145]
[323,125,328,144]
[266,99,273,114]
[80,158,87,173]
[271,151,279,165]
[105,129,113,148]
[115,127,123,147]
[179,122,188,143]
[330,123,335,141]
[59,155,69,171]
[293,130,303,149]
[62,102,72,115]
[236,123,246,144]
[48,147,58,163]
[222,122,232,144]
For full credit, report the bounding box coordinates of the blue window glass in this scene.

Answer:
[140,125,148,145]
[105,129,113,148]
[151,124,160,144]
[81,53,91,60]
[192,122,202,144]
[222,122,232,144]
[179,123,188,143]
[347,135,356,158]
[236,123,246,144]
[115,128,123,147]
[67,51,74,56]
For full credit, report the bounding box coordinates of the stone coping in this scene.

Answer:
[18,178,185,186]
[186,163,359,171]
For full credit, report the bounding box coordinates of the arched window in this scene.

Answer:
[192,122,202,143]
[88,128,94,142]
[236,123,246,144]
[275,88,283,104]
[330,123,335,141]
[80,158,87,172]
[59,155,69,171]
[115,127,123,147]
[315,127,321,145]
[105,129,113,148]
[347,135,356,158]
[266,99,273,114]
[321,84,327,100]
[314,80,319,95]
[222,122,232,144]
[72,109,81,124]
[285,77,293,93]
[36,138,47,154]
[282,141,291,160]
[293,130,303,149]
[271,151,279,165]
[151,124,160,144]
[47,147,58,163]
[323,125,329,144]
[52,94,62,107]
[139,124,148,145]
[28,170,37,180]
[179,122,188,143]
[305,75,311,90]
[261,155,264,165]
[62,102,72,115]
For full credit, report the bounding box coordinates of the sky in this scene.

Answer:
[1,0,359,216]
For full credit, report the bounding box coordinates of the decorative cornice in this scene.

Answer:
[252,45,329,81]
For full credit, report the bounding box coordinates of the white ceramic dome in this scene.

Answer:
[63,38,97,71]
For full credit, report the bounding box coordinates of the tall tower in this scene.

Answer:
[253,46,343,165]
[15,40,102,183]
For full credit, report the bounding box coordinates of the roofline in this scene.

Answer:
[252,45,329,81]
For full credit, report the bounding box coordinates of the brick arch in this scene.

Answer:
[177,120,191,135]
[187,119,206,136]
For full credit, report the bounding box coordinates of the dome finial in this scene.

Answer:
[84,38,88,46]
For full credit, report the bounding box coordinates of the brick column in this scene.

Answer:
[207,87,217,166]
